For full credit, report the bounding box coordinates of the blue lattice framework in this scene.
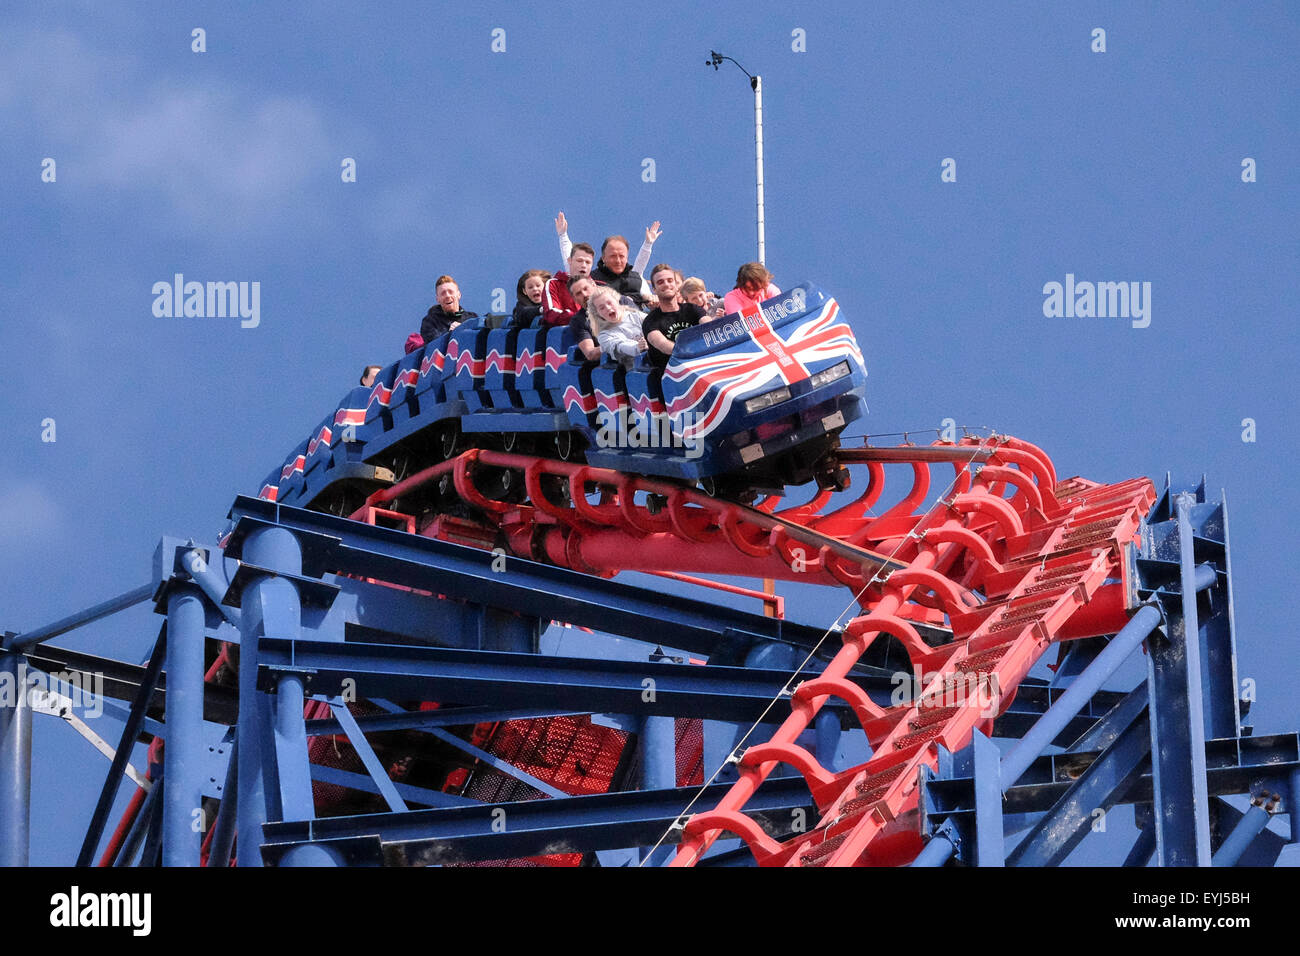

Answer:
[2,471,1298,867]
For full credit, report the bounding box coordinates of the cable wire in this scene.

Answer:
[637,432,1002,865]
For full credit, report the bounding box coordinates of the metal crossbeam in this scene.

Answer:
[257,638,895,721]
[224,496,829,656]
[260,775,818,866]
[926,732,1299,820]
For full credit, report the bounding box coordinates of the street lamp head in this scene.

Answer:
[708,51,724,70]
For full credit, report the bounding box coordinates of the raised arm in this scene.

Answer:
[555,211,572,269]
[633,220,660,276]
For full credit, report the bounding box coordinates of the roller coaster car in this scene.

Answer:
[249,282,867,516]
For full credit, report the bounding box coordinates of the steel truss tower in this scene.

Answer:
[3,440,1297,866]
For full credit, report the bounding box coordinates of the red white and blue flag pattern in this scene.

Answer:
[663,297,864,441]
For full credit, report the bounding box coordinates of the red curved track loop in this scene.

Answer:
[353,434,1156,867]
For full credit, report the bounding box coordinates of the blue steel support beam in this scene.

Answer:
[206,738,239,867]
[273,675,314,822]
[424,726,568,799]
[309,762,476,809]
[163,585,206,866]
[257,638,884,721]
[970,730,1004,866]
[179,546,241,628]
[4,584,154,652]
[815,709,839,772]
[114,776,161,867]
[1292,767,1300,844]
[929,732,1297,817]
[1067,683,1148,754]
[640,713,677,865]
[1124,818,1157,867]
[259,774,818,866]
[236,526,305,867]
[138,778,165,866]
[76,623,167,868]
[304,705,588,737]
[280,843,347,867]
[1212,803,1271,867]
[224,497,829,658]
[1146,495,1213,866]
[1007,704,1151,866]
[1002,608,1157,789]
[329,700,409,812]
[0,651,32,866]
[911,819,960,867]
[1001,563,1215,791]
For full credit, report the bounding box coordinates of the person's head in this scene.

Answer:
[587,286,624,329]
[734,262,774,297]
[435,275,461,313]
[680,277,709,309]
[600,235,630,274]
[568,243,595,279]
[517,269,549,304]
[360,365,382,387]
[568,275,597,307]
[650,263,679,301]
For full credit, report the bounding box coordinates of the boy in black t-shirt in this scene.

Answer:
[642,264,704,367]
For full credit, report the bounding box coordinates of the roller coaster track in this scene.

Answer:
[313,430,1155,866]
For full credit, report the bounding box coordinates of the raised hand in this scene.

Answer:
[645,220,661,243]
[554,211,568,235]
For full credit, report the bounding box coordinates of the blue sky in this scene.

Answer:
[2,2,1297,864]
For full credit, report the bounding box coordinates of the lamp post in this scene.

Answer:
[708,51,775,615]
[708,51,765,266]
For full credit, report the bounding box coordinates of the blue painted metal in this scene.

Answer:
[1007,702,1151,866]
[207,736,238,867]
[305,705,589,737]
[259,774,818,866]
[256,637,883,721]
[970,730,1004,866]
[224,497,828,656]
[308,762,476,809]
[1001,603,1162,789]
[114,776,161,867]
[1066,683,1148,754]
[138,777,166,867]
[911,818,959,867]
[1145,495,1213,866]
[1292,767,1300,844]
[1212,802,1271,867]
[329,699,408,812]
[179,546,241,628]
[0,651,32,866]
[425,726,568,800]
[4,583,154,652]
[280,843,346,867]
[236,525,306,867]
[273,675,314,821]
[75,623,167,868]
[639,713,677,865]
[1123,817,1157,867]
[163,585,206,866]
[1138,478,1241,739]
[814,709,839,773]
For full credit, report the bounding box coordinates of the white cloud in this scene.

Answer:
[3,26,340,237]
[0,481,65,547]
